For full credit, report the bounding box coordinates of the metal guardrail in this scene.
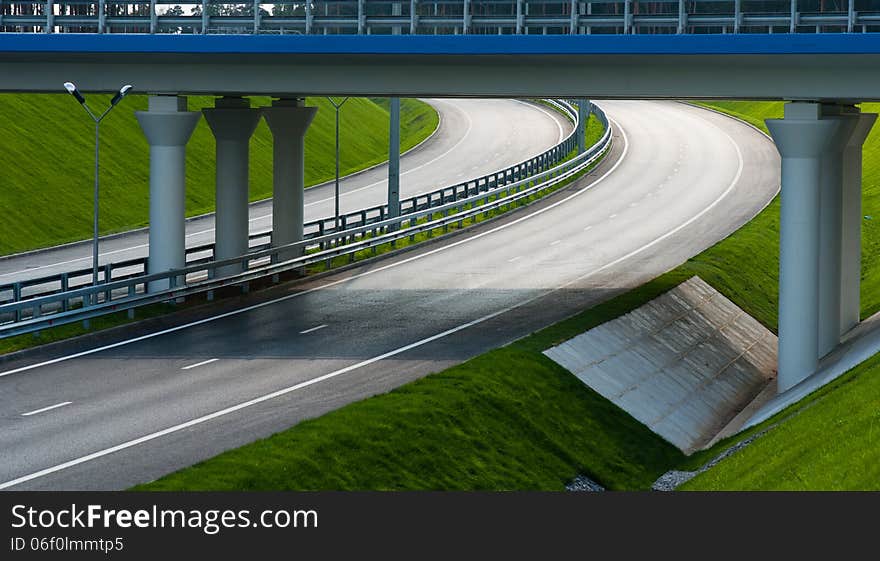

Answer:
[0,100,607,337]
[1,1,877,35]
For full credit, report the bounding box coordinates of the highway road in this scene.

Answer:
[0,100,780,490]
[0,98,569,285]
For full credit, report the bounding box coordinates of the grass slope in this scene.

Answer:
[680,350,880,490]
[0,95,437,256]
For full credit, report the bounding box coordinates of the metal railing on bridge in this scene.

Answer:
[1,0,879,36]
[0,100,609,338]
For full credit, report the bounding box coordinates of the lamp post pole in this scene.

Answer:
[63,82,133,294]
[327,96,349,242]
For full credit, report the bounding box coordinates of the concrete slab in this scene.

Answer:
[743,306,880,429]
[544,276,777,454]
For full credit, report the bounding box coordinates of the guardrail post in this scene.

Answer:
[59,273,69,312]
[12,282,21,323]
[103,263,113,303]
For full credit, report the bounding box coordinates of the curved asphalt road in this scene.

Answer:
[0,101,780,490]
[0,98,569,285]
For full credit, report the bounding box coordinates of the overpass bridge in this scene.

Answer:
[1,17,880,400]
[2,0,880,36]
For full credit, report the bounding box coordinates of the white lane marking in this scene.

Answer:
[609,214,618,219]
[513,100,566,144]
[507,256,522,263]
[181,358,219,371]
[629,202,638,208]
[299,324,328,335]
[583,226,592,232]
[550,240,562,246]
[21,402,72,417]
[0,113,628,381]
[0,109,750,490]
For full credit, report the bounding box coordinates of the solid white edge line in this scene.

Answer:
[299,324,328,335]
[181,358,219,371]
[513,99,567,144]
[0,108,749,489]
[21,401,72,417]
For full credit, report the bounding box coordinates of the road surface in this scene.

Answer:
[0,101,780,490]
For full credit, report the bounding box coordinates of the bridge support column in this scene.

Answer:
[577,99,591,153]
[388,97,401,231]
[766,102,838,392]
[203,97,261,278]
[841,111,878,334]
[136,96,201,292]
[817,106,858,357]
[262,99,318,263]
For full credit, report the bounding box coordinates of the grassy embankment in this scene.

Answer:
[137,101,880,491]
[0,95,437,256]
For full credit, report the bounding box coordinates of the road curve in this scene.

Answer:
[0,100,780,490]
[0,98,570,285]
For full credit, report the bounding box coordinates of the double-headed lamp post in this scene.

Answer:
[63,82,133,292]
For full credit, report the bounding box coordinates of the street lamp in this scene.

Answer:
[63,82,133,295]
[327,96,349,242]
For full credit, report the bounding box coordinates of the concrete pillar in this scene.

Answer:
[136,96,201,292]
[262,99,317,263]
[816,106,858,357]
[202,97,261,278]
[388,97,401,230]
[577,99,591,153]
[766,102,838,393]
[841,111,877,334]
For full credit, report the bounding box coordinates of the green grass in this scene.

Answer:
[680,351,880,490]
[0,95,437,256]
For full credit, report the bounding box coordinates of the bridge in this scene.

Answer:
[0,8,879,487]
[2,0,880,35]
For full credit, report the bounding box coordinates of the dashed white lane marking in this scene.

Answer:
[583,226,592,232]
[609,214,618,219]
[550,240,561,246]
[21,402,72,417]
[299,324,328,335]
[181,358,219,370]
[507,256,522,263]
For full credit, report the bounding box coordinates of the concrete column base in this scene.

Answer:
[136,96,201,293]
[262,99,318,264]
[767,102,840,393]
[203,97,261,278]
[841,112,878,334]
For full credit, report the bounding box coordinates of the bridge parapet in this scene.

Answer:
[2,0,879,36]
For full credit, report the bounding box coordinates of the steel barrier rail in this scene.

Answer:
[0,98,580,307]
[1,1,876,35]
[0,104,609,338]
